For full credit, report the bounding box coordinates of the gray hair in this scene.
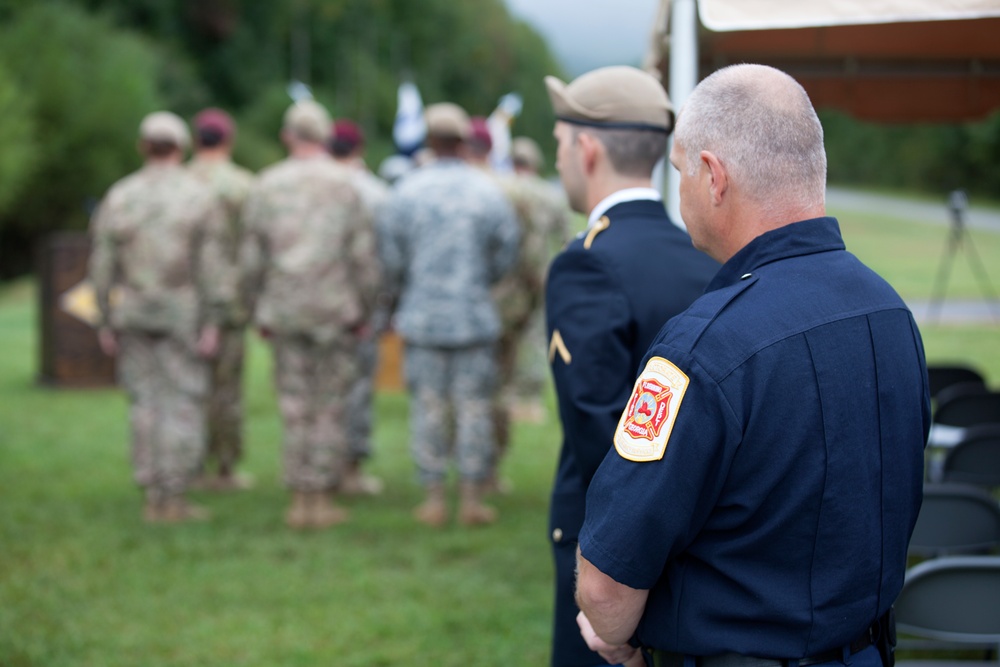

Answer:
[674,64,826,212]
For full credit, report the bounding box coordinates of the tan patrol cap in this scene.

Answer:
[283,99,332,143]
[424,102,472,140]
[139,111,190,149]
[511,136,543,171]
[545,65,674,134]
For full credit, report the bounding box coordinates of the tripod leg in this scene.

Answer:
[929,229,960,324]
[958,227,1000,321]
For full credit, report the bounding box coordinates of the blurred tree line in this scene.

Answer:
[2,1,999,280]
[0,0,563,278]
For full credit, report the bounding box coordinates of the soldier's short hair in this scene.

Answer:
[573,125,667,179]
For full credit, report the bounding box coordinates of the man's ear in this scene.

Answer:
[701,150,728,205]
[577,131,602,175]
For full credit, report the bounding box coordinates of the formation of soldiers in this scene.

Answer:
[87,98,569,529]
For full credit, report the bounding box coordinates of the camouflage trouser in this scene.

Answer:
[271,334,357,492]
[492,325,522,461]
[345,335,377,463]
[205,326,246,475]
[117,331,210,496]
[404,343,497,485]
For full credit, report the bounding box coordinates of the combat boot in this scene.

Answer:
[285,491,311,529]
[413,483,448,527]
[339,460,384,496]
[458,481,497,526]
[309,491,350,529]
[142,488,165,522]
[160,495,210,523]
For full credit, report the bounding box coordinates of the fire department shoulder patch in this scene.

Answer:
[614,356,689,462]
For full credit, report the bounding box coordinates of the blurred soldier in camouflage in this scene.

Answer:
[379,102,519,527]
[328,119,389,497]
[88,111,234,523]
[465,124,571,493]
[488,136,571,491]
[188,107,256,492]
[242,100,379,529]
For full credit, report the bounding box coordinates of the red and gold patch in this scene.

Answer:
[614,356,689,462]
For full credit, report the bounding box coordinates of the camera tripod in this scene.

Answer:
[927,190,1000,324]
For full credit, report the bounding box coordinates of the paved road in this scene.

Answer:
[826,187,1000,325]
[826,186,1000,234]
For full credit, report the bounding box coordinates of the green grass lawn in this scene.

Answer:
[0,279,559,666]
[1,202,998,666]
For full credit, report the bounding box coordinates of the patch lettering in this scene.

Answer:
[614,356,689,462]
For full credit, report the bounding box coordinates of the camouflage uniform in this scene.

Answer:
[88,163,232,503]
[343,167,390,468]
[378,158,519,485]
[187,156,255,479]
[242,155,378,493]
[491,172,572,459]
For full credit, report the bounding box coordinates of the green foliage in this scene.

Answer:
[0,60,38,216]
[822,108,1000,199]
[0,3,182,276]
[0,0,567,278]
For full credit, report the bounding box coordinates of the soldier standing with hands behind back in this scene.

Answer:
[88,111,234,523]
[241,100,379,530]
[188,107,256,492]
[378,102,519,527]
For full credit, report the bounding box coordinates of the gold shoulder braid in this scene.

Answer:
[583,215,610,250]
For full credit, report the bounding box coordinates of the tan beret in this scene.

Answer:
[424,102,472,140]
[545,66,674,133]
[283,100,332,143]
[511,136,543,170]
[139,111,190,148]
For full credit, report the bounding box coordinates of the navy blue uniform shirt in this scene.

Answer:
[580,217,930,659]
[546,198,717,666]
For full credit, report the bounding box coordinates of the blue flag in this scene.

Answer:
[393,81,426,156]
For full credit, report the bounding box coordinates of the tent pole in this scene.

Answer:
[667,0,699,228]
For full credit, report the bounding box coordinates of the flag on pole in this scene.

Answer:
[393,81,426,156]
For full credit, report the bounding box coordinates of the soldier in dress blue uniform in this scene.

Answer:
[543,66,719,667]
[574,64,930,667]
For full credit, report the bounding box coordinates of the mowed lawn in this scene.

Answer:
[2,199,999,666]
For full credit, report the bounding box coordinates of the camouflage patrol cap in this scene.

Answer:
[511,136,543,170]
[424,103,472,140]
[283,99,332,143]
[139,111,190,148]
[545,65,675,134]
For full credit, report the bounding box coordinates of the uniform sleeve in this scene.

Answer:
[546,246,634,485]
[376,193,409,310]
[196,192,236,327]
[86,196,116,329]
[345,187,381,321]
[238,188,268,318]
[578,343,741,590]
[488,191,521,284]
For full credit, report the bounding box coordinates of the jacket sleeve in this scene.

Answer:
[546,246,634,485]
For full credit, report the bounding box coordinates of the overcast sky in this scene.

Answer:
[504,0,662,76]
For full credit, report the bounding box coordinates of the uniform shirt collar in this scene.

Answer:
[708,216,846,292]
[587,187,661,228]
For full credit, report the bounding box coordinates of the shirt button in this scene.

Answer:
[741,273,752,280]
[552,528,563,543]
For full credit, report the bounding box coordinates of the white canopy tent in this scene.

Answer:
[651,0,1000,225]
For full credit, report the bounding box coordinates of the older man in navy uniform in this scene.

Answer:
[544,66,718,667]
[574,64,929,667]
